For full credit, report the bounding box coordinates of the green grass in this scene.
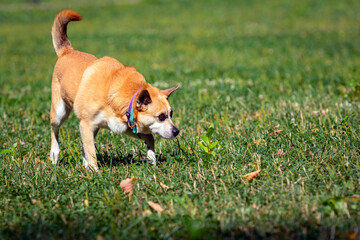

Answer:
[1,0,359,239]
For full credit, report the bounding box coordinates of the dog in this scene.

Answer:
[50,9,179,171]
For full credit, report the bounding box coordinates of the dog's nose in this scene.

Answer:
[172,127,180,137]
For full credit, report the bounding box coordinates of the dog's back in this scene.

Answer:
[51,10,97,108]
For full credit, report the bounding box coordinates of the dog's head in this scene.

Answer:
[135,84,179,139]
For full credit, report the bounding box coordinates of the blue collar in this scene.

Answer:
[126,89,142,134]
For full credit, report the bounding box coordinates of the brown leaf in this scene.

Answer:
[272,130,283,134]
[159,182,169,191]
[255,139,266,145]
[120,178,134,196]
[342,232,357,240]
[252,113,261,119]
[277,149,285,156]
[35,158,45,164]
[147,201,164,212]
[243,169,261,180]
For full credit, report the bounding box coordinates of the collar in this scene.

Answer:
[126,89,142,134]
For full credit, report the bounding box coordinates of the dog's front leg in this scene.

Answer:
[125,131,156,165]
[142,134,156,165]
[79,120,98,171]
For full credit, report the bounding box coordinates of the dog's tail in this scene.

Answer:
[51,9,82,56]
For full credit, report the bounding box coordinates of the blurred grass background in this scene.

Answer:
[0,0,359,239]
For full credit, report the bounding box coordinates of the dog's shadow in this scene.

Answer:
[96,150,168,168]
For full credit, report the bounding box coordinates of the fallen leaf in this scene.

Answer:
[243,169,261,180]
[255,139,266,145]
[272,130,283,134]
[120,178,134,196]
[35,158,45,164]
[147,201,164,212]
[253,113,261,119]
[342,232,357,239]
[277,149,285,156]
[251,204,260,209]
[159,182,169,191]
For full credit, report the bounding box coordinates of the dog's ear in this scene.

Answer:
[136,89,152,111]
[161,86,179,99]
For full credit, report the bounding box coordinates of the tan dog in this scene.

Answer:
[50,10,179,170]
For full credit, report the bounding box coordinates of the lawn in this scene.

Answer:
[0,0,359,239]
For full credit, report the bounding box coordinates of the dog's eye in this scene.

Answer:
[170,110,173,118]
[158,113,167,121]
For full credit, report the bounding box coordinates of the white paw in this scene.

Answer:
[49,150,59,164]
[83,157,89,168]
[147,150,156,166]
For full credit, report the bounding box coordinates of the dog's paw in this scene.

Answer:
[148,158,156,166]
[147,150,156,166]
[49,151,59,165]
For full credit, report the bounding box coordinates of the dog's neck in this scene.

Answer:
[126,89,142,134]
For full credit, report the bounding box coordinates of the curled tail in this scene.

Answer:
[51,9,82,56]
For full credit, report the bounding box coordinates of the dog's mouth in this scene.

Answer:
[155,126,180,139]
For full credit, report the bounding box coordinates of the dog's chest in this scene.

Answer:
[93,111,127,134]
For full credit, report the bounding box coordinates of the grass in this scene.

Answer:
[1,0,359,239]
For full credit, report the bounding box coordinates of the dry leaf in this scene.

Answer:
[120,178,134,196]
[252,113,261,119]
[272,130,283,134]
[255,139,266,145]
[160,182,169,191]
[243,169,261,180]
[251,204,260,209]
[147,201,164,212]
[342,232,357,240]
[35,158,45,164]
[277,149,285,156]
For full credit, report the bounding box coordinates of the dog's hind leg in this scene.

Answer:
[50,99,71,164]
[79,120,98,171]
[50,79,71,164]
